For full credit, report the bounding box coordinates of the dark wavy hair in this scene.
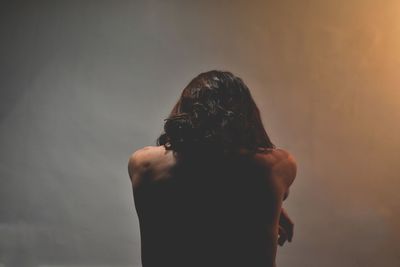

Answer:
[157,70,275,154]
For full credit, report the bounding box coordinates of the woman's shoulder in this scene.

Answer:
[254,148,297,187]
[130,145,168,161]
[128,146,176,187]
[129,145,173,169]
[254,147,295,163]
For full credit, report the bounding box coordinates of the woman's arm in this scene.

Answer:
[278,207,294,246]
[270,149,297,247]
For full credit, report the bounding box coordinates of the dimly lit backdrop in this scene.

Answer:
[1,1,399,266]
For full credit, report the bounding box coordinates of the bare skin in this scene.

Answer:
[128,145,297,267]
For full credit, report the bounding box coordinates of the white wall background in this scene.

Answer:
[1,0,399,266]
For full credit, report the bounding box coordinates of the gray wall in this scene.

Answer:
[1,0,399,266]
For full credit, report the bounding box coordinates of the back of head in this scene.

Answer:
[157,70,275,156]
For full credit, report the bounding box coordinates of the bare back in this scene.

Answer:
[128,146,296,267]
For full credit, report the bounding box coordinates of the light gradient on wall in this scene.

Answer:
[0,0,399,267]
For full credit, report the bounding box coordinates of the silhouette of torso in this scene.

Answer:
[132,147,283,267]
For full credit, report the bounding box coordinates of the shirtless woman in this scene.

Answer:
[128,70,297,267]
